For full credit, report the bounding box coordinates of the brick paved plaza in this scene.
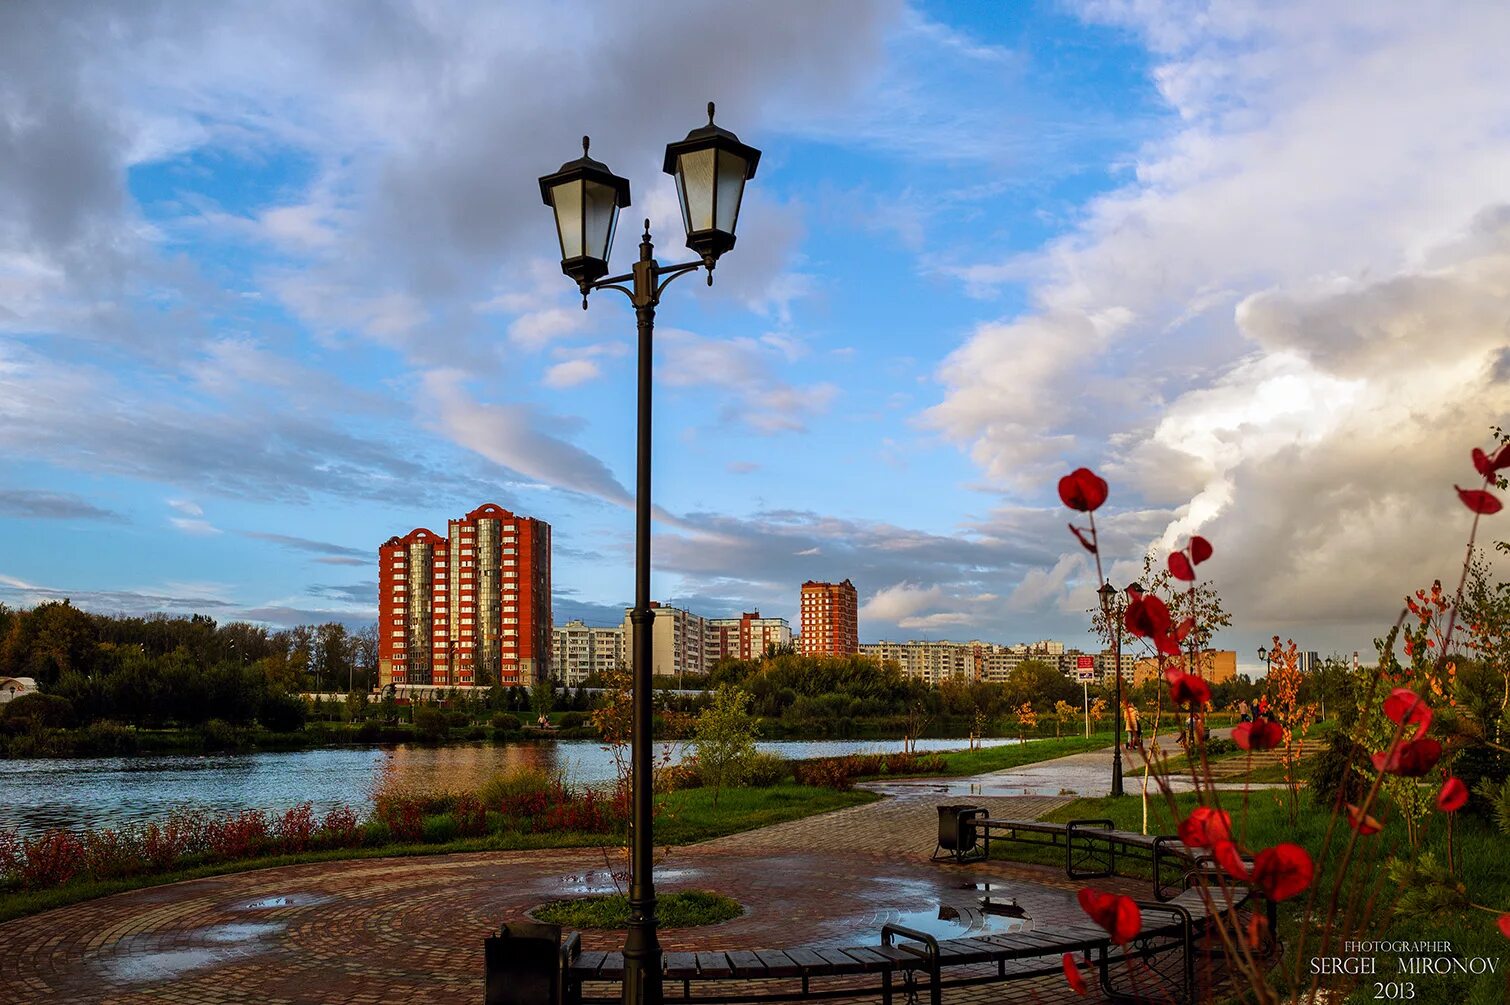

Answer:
[0,750,1245,1004]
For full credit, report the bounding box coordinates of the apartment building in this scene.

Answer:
[705,611,792,662]
[377,503,551,689]
[1132,650,1238,687]
[622,602,708,680]
[798,579,859,657]
[552,620,624,686]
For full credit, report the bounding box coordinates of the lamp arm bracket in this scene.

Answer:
[653,259,705,300]
[583,281,635,307]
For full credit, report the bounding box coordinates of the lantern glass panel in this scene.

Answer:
[551,179,584,260]
[582,178,620,263]
[677,148,717,233]
[714,151,748,233]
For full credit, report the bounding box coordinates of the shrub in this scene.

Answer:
[198,718,244,751]
[82,828,143,880]
[655,761,704,793]
[542,789,620,833]
[446,710,470,729]
[378,798,424,843]
[20,830,85,889]
[480,767,558,814]
[1309,730,1367,808]
[355,720,384,743]
[413,706,448,743]
[318,806,362,848]
[793,758,857,790]
[0,827,24,882]
[2,692,75,731]
[453,794,488,837]
[205,810,269,860]
[559,711,586,729]
[275,803,318,854]
[142,811,203,870]
[362,819,391,847]
[259,691,308,732]
[422,814,458,844]
[77,720,138,756]
[743,752,790,787]
[490,713,522,731]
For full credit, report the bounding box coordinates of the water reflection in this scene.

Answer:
[0,737,1018,836]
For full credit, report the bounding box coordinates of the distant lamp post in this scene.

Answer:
[1097,582,1125,797]
[538,103,759,1005]
[1258,645,1274,675]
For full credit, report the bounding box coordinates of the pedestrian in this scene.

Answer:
[1238,699,1252,723]
[1126,703,1141,748]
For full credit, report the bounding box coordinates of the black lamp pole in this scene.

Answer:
[1098,583,1125,797]
[539,106,759,1005]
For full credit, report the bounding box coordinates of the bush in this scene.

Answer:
[743,752,790,787]
[205,810,269,859]
[2,692,75,731]
[355,720,384,743]
[480,767,558,813]
[446,710,470,729]
[259,691,308,732]
[377,797,424,842]
[198,718,244,751]
[490,713,522,731]
[318,806,362,848]
[453,794,488,837]
[656,761,704,792]
[1309,730,1368,808]
[559,711,586,729]
[413,706,449,742]
[275,803,317,853]
[20,830,85,888]
[422,814,459,844]
[76,720,139,755]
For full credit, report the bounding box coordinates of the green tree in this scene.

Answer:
[1004,659,1077,710]
[531,677,556,724]
[692,687,758,807]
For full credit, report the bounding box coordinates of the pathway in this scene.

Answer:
[0,741,1240,1004]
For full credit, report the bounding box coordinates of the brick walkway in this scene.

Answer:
[0,746,1231,1004]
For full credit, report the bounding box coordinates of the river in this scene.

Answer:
[0,737,1019,836]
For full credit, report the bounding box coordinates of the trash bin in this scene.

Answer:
[934,804,985,861]
[485,921,563,1005]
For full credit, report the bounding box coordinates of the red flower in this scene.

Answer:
[1472,444,1510,478]
[1345,804,1382,835]
[1077,888,1141,944]
[1211,839,1249,880]
[1168,551,1195,581]
[1068,524,1097,554]
[1436,777,1468,813]
[1455,486,1503,515]
[1189,535,1213,564]
[1251,844,1314,902]
[1155,632,1184,657]
[1124,594,1172,639]
[1165,668,1210,706]
[1059,468,1109,513]
[1062,953,1088,995]
[1383,688,1432,739]
[1177,806,1232,849]
[1371,737,1443,778]
[1233,720,1283,751]
[1499,914,1510,940]
[1173,617,1195,643]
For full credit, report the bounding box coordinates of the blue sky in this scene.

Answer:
[2,1,1508,673]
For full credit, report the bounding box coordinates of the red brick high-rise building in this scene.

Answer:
[378,504,551,689]
[798,579,859,657]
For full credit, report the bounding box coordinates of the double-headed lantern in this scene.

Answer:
[538,103,760,290]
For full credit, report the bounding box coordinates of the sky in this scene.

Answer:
[1,0,1507,674]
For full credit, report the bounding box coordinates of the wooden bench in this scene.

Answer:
[482,880,1257,1005]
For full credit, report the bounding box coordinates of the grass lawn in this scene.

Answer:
[918,732,1119,776]
[0,783,872,925]
[988,788,1510,1005]
[532,889,742,929]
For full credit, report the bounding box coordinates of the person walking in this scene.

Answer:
[1125,702,1141,748]
[1238,699,1252,723]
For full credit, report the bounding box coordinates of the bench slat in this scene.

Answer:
[782,948,832,972]
[753,950,804,978]
[663,952,700,979]
[596,952,626,980]
[811,948,871,975]
[725,950,769,978]
[570,950,607,975]
[837,946,896,972]
[695,952,733,978]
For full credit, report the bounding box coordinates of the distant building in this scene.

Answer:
[857,639,1076,685]
[552,620,624,686]
[378,503,552,689]
[706,611,792,662]
[623,602,708,680]
[1132,650,1238,687]
[0,677,37,704]
[798,579,859,657]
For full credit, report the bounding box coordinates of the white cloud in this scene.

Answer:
[543,358,602,389]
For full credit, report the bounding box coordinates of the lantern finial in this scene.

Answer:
[582,135,590,156]
[707,101,715,124]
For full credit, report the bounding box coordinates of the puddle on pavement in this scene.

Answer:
[240,893,328,910]
[553,866,698,895]
[201,922,284,944]
[99,922,284,984]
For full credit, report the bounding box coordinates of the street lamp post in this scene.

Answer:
[539,104,759,1005]
[1097,582,1125,798]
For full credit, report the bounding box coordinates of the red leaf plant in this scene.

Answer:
[1059,468,1109,512]
[1382,688,1432,739]
[1370,736,1443,777]
[1455,487,1502,514]
[1077,888,1141,944]
[1177,806,1231,848]
[1164,667,1210,706]
[1345,805,1383,836]
[1251,844,1314,902]
[1499,914,1510,940]
[1232,719,1283,750]
[1435,777,1468,813]
[1211,839,1249,881]
[1061,953,1089,995]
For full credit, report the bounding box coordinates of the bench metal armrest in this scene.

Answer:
[1067,817,1114,832]
[881,923,941,968]
[560,930,581,967]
